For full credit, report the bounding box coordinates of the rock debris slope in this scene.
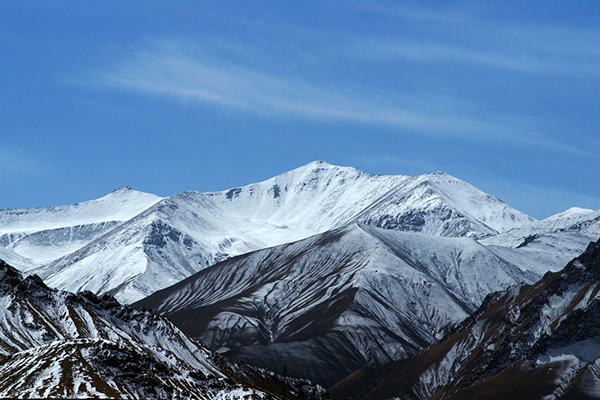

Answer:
[0,259,327,400]
[135,223,540,387]
[330,238,600,400]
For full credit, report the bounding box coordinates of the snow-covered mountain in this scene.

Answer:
[330,238,600,400]
[0,259,327,399]
[135,223,543,387]
[1,160,599,396]
[202,161,534,238]
[0,186,162,266]
[483,206,600,276]
[9,161,535,303]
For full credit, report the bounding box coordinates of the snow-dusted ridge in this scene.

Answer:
[0,186,163,266]
[482,205,600,277]
[0,185,162,235]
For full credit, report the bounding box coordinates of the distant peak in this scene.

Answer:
[421,170,459,183]
[285,160,343,174]
[554,207,596,217]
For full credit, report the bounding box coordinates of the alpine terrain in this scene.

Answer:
[0,161,599,397]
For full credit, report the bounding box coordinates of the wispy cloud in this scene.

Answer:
[95,40,480,134]
[350,35,600,79]
[0,150,39,174]
[352,3,600,79]
[89,39,595,159]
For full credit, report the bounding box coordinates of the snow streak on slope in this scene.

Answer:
[27,161,535,303]
[0,187,162,267]
[136,224,536,387]
[330,239,600,400]
[0,259,327,400]
[0,246,35,271]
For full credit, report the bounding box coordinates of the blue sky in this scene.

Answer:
[1,1,599,219]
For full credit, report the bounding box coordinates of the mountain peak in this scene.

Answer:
[277,160,362,178]
[299,160,336,170]
[429,170,449,176]
[307,159,332,166]
[111,185,134,193]
[555,206,596,217]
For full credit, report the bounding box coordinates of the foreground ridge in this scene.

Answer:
[0,259,328,399]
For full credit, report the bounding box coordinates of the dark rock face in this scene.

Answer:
[516,233,538,248]
[271,184,281,199]
[359,205,487,238]
[370,210,427,231]
[225,187,242,200]
[144,220,184,247]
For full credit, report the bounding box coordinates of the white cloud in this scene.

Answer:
[89,40,595,159]
[349,36,600,79]
[0,150,39,174]
[350,4,600,79]
[95,41,479,134]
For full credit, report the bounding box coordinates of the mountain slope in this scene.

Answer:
[30,191,273,303]
[135,224,536,387]
[28,161,535,303]
[0,186,162,267]
[0,259,326,399]
[330,238,600,400]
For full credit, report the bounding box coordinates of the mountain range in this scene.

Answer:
[1,161,540,303]
[1,160,599,397]
[135,223,535,386]
[135,205,600,387]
